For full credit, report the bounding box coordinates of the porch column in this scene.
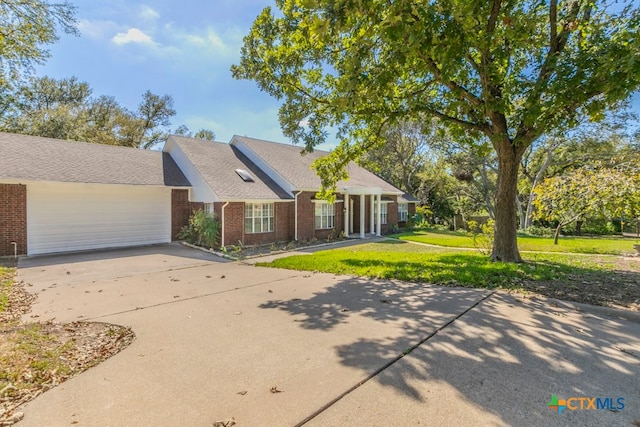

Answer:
[344,193,349,237]
[376,194,382,236]
[370,194,375,235]
[359,194,365,238]
[350,198,354,235]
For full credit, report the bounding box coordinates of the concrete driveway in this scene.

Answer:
[15,243,640,426]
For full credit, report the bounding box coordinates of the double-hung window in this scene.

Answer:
[245,203,274,233]
[398,203,408,222]
[315,202,335,229]
[375,203,388,224]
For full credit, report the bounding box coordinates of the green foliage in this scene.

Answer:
[173,125,216,141]
[533,166,640,242]
[0,76,178,148]
[521,226,555,238]
[178,210,220,249]
[0,1,78,86]
[467,219,495,255]
[234,0,640,262]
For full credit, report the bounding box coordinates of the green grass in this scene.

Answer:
[258,240,612,289]
[0,267,13,314]
[393,229,640,255]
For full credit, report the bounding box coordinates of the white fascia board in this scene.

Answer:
[230,137,296,196]
[0,178,178,189]
[224,198,295,203]
[164,137,219,202]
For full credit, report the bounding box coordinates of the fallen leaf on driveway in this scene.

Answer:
[270,386,283,393]
[237,391,247,395]
[212,417,235,427]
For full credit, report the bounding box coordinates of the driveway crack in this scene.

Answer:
[295,290,497,427]
[84,274,302,321]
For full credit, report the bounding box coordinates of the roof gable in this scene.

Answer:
[231,135,403,194]
[167,136,292,200]
[0,132,189,186]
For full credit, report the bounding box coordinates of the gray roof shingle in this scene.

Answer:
[169,136,292,200]
[0,132,190,186]
[232,135,403,194]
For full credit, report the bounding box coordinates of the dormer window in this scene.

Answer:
[235,169,254,182]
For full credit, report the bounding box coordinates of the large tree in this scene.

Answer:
[232,0,640,262]
[0,0,77,85]
[0,76,179,148]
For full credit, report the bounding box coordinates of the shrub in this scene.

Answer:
[468,219,495,255]
[178,209,220,249]
[522,225,555,237]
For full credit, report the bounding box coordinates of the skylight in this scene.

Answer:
[235,168,255,182]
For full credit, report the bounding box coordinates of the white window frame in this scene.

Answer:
[314,201,335,229]
[204,203,214,216]
[398,203,408,222]
[245,203,274,234]
[375,203,389,225]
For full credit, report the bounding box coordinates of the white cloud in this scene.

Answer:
[112,28,154,45]
[139,5,160,21]
[78,19,120,40]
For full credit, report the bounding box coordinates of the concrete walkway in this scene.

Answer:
[15,243,640,426]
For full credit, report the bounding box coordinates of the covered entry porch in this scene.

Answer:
[342,186,384,239]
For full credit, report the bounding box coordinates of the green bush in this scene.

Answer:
[522,225,555,237]
[467,219,495,255]
[178,209,220,249]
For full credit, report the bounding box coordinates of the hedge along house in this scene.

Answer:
[164,135,417,248]
[0,132,191,256]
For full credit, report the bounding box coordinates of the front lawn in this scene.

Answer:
[258,240,639,310]
[394,229,640,255]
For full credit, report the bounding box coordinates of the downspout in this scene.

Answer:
[221,201,230,248]
[294,191,302,241]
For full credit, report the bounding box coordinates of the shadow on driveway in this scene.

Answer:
[259,274,640,426]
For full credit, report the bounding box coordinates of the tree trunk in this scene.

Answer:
[491,142,524,262]
[575,220,583,236]
[554,224,562,244]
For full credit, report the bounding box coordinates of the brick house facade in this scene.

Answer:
[165,135,417,250]
[0,184,27,256]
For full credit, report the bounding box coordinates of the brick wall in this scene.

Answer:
[275,202,293,242]
[386,196,398,234]
[0,184,27,256]
[171,189,209,240]
[217,202,244,247]
[296,192,345,242]
[296,192,315,242]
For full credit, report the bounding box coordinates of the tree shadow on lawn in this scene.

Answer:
[258,260,640,425]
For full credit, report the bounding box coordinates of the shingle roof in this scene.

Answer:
[169,136,292,200]
[0,132,190,186]
[399,193,419,203]
[232,135,403,193]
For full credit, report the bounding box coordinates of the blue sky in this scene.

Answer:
[36,1,640,150]
[35,1,342,148]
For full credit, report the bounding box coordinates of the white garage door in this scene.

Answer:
[27,182,171,255]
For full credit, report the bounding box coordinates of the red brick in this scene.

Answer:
[0,184,27,256]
